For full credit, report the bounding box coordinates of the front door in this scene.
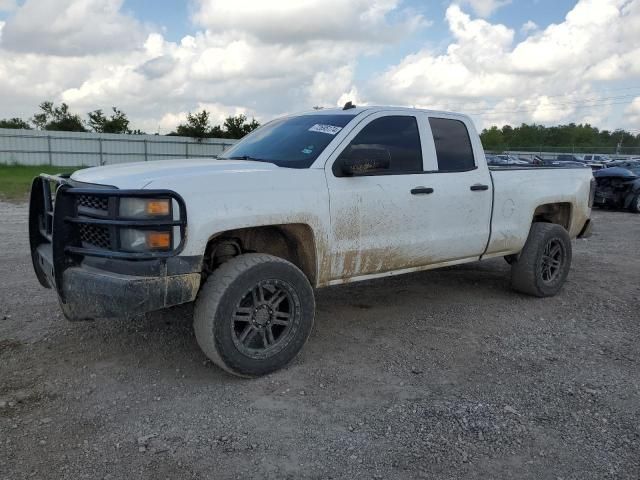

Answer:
[324,111,436,281]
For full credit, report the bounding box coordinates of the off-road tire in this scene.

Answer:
[510,222,572,297]
[629,194,640,213]
[194,253,315,377]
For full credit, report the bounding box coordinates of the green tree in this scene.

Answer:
[174,110,212,140]
[480,126,505,151]
[88,107,131,134]
[222,114,260,139]
[0,117,32,129]
[32,101,86,132]
[480,122,640,152]
[171,110,260,140]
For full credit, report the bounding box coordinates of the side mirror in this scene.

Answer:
[340,147,391,176]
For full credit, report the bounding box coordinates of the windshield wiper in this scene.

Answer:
[227,155,267,162]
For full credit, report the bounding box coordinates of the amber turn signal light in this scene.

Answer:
[146,232,171,249]
[146,200,170,216]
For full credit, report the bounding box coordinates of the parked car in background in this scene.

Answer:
[583,154,612,164]
[593,161,640,212]
[541,158,589,169]
[557,154,603,171]
[556,154,585,162]
[485,154,499,165]
[494,154,530,165]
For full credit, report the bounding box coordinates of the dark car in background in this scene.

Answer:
[593,161,640,213]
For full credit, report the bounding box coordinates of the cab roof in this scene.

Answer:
[296,105,471,122]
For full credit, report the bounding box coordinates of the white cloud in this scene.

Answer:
[510,0,624,74]
[458,0,511,17]
[0,0,638,133]
[0,0,146,56]
[0,0,16,12]
[82,0,420,122]
[0,0,421,132]
[626,97,640,124]
[521,20,538,34]
[307,65,357,108]
[372,1,640,129]
[192,0,424,44]
[375,6,517,102]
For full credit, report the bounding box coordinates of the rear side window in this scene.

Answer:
[429,118,476,171]
[337,116,423,175]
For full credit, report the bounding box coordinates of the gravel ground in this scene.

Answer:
[1,200,639,479]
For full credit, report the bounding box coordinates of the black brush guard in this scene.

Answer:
[29,174,200,319]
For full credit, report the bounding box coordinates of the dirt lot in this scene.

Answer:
[1,200,638,480]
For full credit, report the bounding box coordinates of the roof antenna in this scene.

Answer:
[343,101,356,110]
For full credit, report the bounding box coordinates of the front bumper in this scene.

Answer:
[35,244,200,320]
[29,174,201,320]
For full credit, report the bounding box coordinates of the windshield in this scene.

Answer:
[221,114,357,168]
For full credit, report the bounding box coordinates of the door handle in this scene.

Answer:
[470,184,489,191]
[411,187,434,195]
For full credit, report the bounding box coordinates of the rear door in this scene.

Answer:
[417,115,493,262]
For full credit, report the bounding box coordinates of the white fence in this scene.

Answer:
[0,128,238,167]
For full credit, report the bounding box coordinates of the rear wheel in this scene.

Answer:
[629,194,640,213]
[194,253,315,377]
[510,223,572,297]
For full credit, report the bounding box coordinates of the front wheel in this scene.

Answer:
[194,253,315,377]
[629,194,640,213]
[510,223,572,297]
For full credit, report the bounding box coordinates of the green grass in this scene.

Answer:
[0,164,81,201]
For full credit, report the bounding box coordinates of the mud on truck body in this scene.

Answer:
[30,106,595,377]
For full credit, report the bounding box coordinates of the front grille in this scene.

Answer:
[78,223,111,250]
[77,194,108,213]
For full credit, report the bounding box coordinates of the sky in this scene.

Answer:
[0,0,639,134]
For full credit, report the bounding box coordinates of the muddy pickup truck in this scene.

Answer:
[29,106,595,377]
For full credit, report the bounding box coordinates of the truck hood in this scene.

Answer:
[71,158,278,189]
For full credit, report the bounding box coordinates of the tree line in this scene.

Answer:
[5,103,638,148]
[0,102,260,140]
[481,123,640,152]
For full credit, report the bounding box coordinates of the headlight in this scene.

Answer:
[120,228,172,252]
[119,198,171,218]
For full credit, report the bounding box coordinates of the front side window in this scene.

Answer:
[335,116,423,176]
[221,114,356,168]
[429,118,476,172]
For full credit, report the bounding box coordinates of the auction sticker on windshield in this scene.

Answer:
[308,124,343,135]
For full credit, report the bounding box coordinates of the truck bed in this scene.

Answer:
[484,165,593,258]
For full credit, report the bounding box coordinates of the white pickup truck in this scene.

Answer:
[29,105,594,377]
